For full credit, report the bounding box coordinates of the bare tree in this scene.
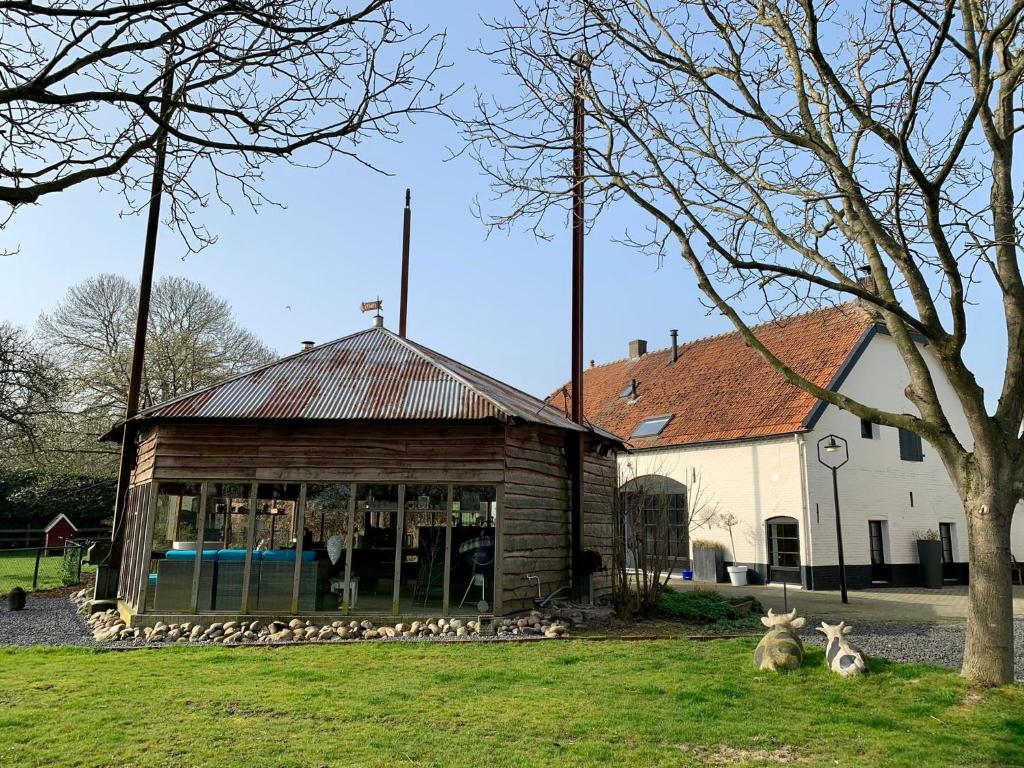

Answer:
[38,273,276,424]
[0,322,62,454]
[613,461,718,617]
[465,0,1024,685]
[1,0,449,250]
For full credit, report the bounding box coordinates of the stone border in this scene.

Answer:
[74,591,570,646]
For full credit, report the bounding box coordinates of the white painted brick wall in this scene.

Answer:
[621,435,805,565]
[805,331,1024,566]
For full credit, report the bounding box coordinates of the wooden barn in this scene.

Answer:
[104,319,620,623]
[44,513,78,548]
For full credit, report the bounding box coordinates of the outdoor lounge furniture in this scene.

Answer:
[149,548,325,612]
[255,549,325,612]
[153,549,215,611]
[212,549,254,611]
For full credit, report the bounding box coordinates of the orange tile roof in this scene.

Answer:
[549,304,877,449]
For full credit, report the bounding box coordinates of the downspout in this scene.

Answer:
[796,433,815,591]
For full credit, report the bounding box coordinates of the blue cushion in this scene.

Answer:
[261,549,317,562]
[165,549,217,561]
[216,549,249,562]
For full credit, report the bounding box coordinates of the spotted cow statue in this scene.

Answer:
[817,621,869,677]
[754,608,806,672]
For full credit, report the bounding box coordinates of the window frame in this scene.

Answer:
[898,428,924,462]
[631,413,673,439]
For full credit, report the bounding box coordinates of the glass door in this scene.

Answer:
[868,520,891,583]
[766,517,801,584]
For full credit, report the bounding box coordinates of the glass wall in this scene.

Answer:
[351,484,400,613]
[398,484,448,614]
[252,483,303,612]
[145,482,202,612]
[138,479,500,617]
[450,486,497,613]
[305,483,353,611]
[200,483,252,612]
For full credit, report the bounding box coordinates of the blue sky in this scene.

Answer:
[0,3,1008,406]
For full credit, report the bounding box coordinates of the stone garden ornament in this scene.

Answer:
[817,621,869,677]
[754,608,806,672]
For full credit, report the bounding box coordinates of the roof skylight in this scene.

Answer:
[631,414,673,439]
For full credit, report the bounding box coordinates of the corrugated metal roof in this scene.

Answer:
[116,325,620,440]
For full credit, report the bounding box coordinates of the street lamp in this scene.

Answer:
[817,433,850,604]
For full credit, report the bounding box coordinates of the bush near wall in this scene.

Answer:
[0,470,115,529]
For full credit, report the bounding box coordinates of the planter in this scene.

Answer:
[692,546,725,582]
[681,569,694,581]
[917,539,943,589]
[727,565,748,586]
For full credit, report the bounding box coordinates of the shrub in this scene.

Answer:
[691,539,722,549]
[657,587,737,623]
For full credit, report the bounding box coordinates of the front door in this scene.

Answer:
[766,518,801,584]
[869,520,891,583]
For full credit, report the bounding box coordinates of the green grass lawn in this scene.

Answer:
[0,550,81,596]
[0,640,1020,767]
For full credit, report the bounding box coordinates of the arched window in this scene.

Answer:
[619,475,689,568]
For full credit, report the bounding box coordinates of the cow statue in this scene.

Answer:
[753,608,806,672]
[817,621,869,677]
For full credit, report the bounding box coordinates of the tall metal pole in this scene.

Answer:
[399,188,411,338]
[831,466,849,604]
[103,65,174,596]
[569,54,587,601]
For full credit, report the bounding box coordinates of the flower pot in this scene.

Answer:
[693,546,725,582]
[681,569,694,581]
[916,539,943,589]
[727,565,748,586]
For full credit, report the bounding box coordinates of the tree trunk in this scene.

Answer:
[962,483,1016,686]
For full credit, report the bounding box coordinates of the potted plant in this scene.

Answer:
[691,539,725,582]
[720,513,748,586]
[914,528,943,589]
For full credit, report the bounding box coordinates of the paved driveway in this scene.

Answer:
[667,578,1024,623]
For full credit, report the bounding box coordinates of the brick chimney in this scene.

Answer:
[629,339,647,359]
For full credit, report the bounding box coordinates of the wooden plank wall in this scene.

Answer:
[500,424,570,613]
[583,444,617,600]
[116,483,151,610]
[134,422,506,484]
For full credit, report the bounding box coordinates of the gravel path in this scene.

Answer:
[0,598,96,647]
[801,619,1024,682]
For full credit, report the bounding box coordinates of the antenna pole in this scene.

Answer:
[569,53,588,601]
[103,62,174,597]
[399,188,411,338]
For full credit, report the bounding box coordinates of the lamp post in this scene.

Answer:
[817,434,850,604]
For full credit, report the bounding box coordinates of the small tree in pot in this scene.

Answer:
[720,513,748,586]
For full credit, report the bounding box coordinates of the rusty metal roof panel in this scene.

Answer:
[128,326,615,439]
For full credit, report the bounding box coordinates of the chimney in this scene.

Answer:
[301,340,314,351]
[628,338,647,359]
[372,314,384,328]
[857,265,877,295]
[670,329,679,363]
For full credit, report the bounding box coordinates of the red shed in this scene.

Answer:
[44,513,78,548]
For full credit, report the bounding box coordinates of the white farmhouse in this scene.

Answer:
[551,303,1024,590]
